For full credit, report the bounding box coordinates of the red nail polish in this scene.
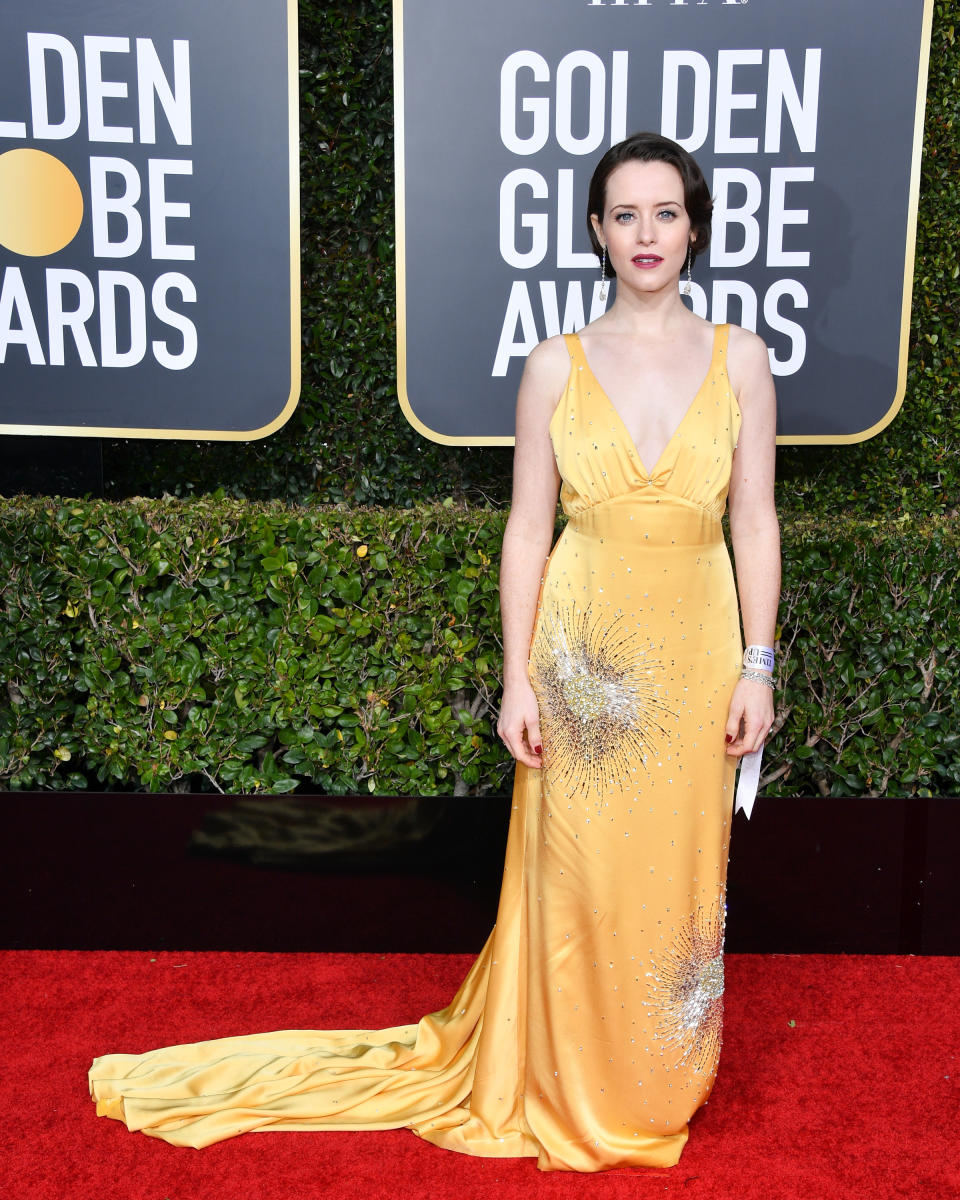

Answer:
[534,744,543,754]
[725,734,733,743]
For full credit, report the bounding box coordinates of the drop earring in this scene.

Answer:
[599,245,609,303]
[682,246,693,297]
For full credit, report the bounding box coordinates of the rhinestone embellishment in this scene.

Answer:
[529,601,675,795]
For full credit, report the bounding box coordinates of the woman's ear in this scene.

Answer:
[590,213,604,247]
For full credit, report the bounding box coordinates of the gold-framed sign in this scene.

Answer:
[0,0,299,439]
[395,0,933,445]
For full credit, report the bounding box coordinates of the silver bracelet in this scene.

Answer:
[743,645,775,672]
[741,668,775,689]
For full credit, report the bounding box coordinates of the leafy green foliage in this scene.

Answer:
[0,499,508,794]
[1,500,956,797]
[770,514,960,797]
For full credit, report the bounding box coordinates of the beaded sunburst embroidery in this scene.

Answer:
[646,901,726,1076]
[529,601,674,796]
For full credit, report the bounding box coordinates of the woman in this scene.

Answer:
[89,133,779,1172]
[496,130,779,1166]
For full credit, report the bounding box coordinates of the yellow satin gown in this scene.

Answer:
[90,322,742,1172]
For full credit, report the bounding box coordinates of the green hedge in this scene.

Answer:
[2,498,957,798]
[97,0,960,519]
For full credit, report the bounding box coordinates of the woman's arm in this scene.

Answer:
[497,336,567,769]
[725,325,781,758]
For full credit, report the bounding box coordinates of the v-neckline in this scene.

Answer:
[573,324,722,479]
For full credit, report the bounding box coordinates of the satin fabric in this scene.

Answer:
[90,323,742,1171]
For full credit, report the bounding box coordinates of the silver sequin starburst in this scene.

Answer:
[529,601,674,796]
[647,901,726,1076]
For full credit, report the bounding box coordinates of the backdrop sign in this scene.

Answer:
[395,0,933,444]
[0,0,298,440]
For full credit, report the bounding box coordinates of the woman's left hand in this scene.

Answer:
[724,675,774,758]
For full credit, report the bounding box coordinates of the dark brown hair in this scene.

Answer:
[587,132,712,276]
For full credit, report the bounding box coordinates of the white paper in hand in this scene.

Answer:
[734,747,764,820]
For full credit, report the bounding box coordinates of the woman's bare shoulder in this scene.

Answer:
[515,335,571,440]
[725,323,773,395]
[520,334,572,394]
[526,333,571,370]
[726,323,771,366]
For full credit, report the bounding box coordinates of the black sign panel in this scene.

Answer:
[0,0,298,439]
[395,0,933,444]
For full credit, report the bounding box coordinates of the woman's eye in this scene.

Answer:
[658,209,677,220]
[615,212,635,223]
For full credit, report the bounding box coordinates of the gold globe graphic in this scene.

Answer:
[0,148,84,256]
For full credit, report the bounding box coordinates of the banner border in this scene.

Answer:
[0,0,301,442]
[784,0,934,446]
[394,0,936,448]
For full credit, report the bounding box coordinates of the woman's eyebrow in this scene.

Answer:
[610,199,683,209]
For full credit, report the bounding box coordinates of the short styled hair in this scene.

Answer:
[586,132,712,276]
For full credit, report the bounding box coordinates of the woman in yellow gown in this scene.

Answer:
[89,133,780,1172]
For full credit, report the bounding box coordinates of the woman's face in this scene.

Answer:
[591,159,694,292]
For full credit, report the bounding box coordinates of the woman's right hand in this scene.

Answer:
[497,679,544,769]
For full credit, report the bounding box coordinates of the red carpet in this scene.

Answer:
[1,951,957,1199]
